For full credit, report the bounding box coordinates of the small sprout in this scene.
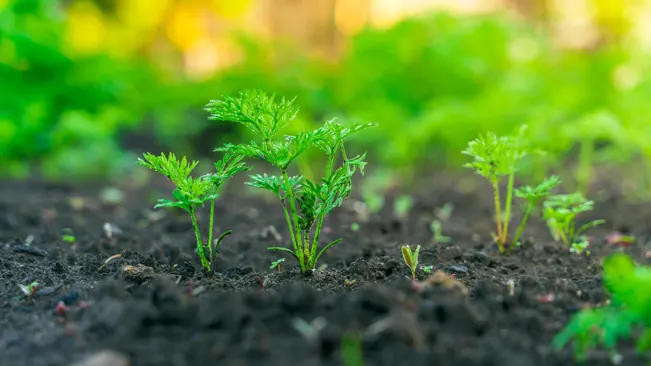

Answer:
[344,279,357,287]
[552,253,651,361]
[570,239,590,255]
[394,195,413,219]
[270,258,285,272]
[18,281,40,298]
[97,253,122,272]
[543,192,605,252]
[421,265,433,274]
[350,222,360,232]
[606,232,635,246]
[401,245,420,280]
[435,203,454,221]
[462,128,527,253]
[210,90,376,274]
[511,175,561,249]
[292,317,327,345]
[139,151,248,271]
[430,220,451,243]
[61,228,76,243]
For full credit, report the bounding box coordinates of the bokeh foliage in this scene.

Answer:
[3,0,651,199]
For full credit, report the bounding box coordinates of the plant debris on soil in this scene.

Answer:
[1,176,650,366]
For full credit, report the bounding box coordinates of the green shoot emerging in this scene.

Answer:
[511,175,561,248]
[138,152,248,271]
[462,129,526,253]
[543,192,605,253]
[552,253,651,361]
[207,90,375,274]
[270,258,285,272]
[401,245,420,280]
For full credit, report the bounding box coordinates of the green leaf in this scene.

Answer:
[515,175,561,203]
[205,89,299,141]
[462,132,525,182]
[268,247,298,259]
[314,238,343,265]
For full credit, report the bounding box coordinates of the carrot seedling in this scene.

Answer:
[552,253,651,361]
[462,130,526,253]
[138,152,248,271]
[401,245,420,281]
[511,175,561,248]
[207,90,375,274]
[543,192,604,253]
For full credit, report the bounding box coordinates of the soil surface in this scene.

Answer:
[1,174,650,366]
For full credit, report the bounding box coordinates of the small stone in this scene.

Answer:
[123,264,155,283]
[68,350,129,366]
[442,246,462,260]
[471,251,493,266]
[449,265,468,273]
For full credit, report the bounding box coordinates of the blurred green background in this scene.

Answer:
[2,0,651,198]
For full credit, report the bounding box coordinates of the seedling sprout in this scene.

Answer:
[401,245,420,281]
[270,258,285,272]
[139,152,248,271]
[207,90,376,274]
[543,192,605,253]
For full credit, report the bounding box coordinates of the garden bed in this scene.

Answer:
[0,176,649,366]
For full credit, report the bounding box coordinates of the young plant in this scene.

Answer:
[138,152,248,272]
[462,129,526,252]
[552,253,651,361]
[430,220,451,243]
[270,258,285,272]
[401,245,420,280]
[511,175,561,248]
[206,90,375,274]
[543,192,605,253]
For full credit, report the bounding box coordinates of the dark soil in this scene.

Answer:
[1,174,650,366]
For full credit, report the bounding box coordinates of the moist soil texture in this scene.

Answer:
[1,175,650,366]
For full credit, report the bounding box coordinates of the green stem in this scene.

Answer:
[208,198,215,267]
[190,210,209,271]
[492,180,504,253]
[281,200,302,259]
[282,169,306,272]
[309,148,338,268]
[502,171,515,245]
[511,203,533,249]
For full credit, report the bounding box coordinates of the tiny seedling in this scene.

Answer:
[552,253,651,361]
[394,194,413,219]
[511,175,561,248]
[543,192,605,252]
[139,152,248,271]
[350,222,360,232]
[61,228,76,243]
[401,245,420,280]
[462,128,526,253]
[18,281,40,301]
[430,220,451,243]
[270,258,285,272]
[207,90,375,274]
[421,265,433,274]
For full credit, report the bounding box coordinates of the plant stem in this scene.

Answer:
[309,147,338,268]
[208,198,215,266]
[190,210,209,271]
[281,200,302,260]
[502,171,515,244]
[511,202,533,249]
[282,169,306,272]
[492,180,504,253]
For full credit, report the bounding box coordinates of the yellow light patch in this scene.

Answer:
[65,1,107,55]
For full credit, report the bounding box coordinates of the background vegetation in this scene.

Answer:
[2,0,651,198]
